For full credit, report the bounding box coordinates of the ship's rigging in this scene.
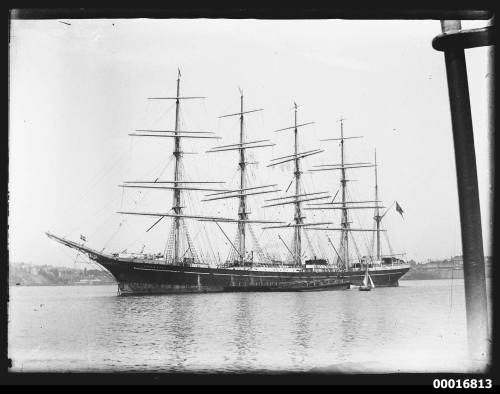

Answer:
[263,103,331,267]
[119,75,283,266]
[206,90,282,266]
[118,70,225,265]
[305,118,405,269]
[45,70,410,294]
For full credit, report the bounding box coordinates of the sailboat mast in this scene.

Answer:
[172,70,182,263]
[238,92,247,265]
[374,149,381,260]
[339,118,349,269]
[293,103,303,267]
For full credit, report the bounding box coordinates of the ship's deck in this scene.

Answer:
[115,256,410,273]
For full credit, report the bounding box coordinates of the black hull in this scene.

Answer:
[92,256,409,295]
[45,231,410,295]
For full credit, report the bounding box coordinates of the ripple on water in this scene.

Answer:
[8,280,486,373]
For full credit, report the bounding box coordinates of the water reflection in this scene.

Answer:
[99,293,197,371]
[8,280,473,373]
[166,295,195,371]
[290,293,312,367]
[338,292,359,349]
[232,294,257,369]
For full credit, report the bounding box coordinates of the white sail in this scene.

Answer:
[362,271,368,287]
[369,274,375,288]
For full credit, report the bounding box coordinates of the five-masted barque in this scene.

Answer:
[47,72,410,295]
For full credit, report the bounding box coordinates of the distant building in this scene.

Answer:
[75,278,102,285]
[402,255,491,280]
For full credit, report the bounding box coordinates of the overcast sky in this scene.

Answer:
[9,18,492,267]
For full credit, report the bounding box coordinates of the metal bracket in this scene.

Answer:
[432,25,494,51]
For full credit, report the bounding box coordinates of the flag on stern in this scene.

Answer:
[80,234,87,242]
[395,202,404,218]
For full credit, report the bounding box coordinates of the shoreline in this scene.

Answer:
[10,282,117,287]
[10,277,468,287]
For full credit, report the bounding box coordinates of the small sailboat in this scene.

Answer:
[359,264,375,291]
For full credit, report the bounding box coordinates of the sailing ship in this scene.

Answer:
[47,72,410,295]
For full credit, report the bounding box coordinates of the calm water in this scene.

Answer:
[8,279,491,373]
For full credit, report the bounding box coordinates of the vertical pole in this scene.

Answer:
[293,103,302,267]
[172,70,182,264]
[440,20,489,364]
[238,93,247,265]
[339,119,349,269]
[374,149,381,260]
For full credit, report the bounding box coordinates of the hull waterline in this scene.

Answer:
[46,232,409,295]
[96,257,408,295]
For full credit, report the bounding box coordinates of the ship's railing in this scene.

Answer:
[218,260,298,269]
[117,254,212,267]
[350,255,409,270]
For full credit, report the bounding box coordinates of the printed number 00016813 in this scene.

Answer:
[433,379,492,389]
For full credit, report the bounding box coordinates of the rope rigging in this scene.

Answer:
[346,187,373,260]
[101,153,175,253]
[383,230,394,256]
[248,224,270,264]
[61,145,134,238]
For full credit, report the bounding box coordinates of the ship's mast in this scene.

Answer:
[238,92,248,265]
[173,70,182,263]
[263,104,331,267]
[118,73,285,266]
[339,118,349,268]
[293,103,303,266]
[306,120,383,270]
[205,92,282,266]
[374,149,381,260]
[118,70,227,266]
